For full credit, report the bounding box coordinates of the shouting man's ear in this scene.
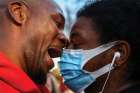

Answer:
[8,1,28,25]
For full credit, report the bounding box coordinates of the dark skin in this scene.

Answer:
[70,16,130,93]
[0,0,67,84]
[48,14,68,58]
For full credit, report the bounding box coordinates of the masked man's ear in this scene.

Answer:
[113,40,130,67]
[8,1,28,25]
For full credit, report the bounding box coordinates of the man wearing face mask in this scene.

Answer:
[59,0,140,93]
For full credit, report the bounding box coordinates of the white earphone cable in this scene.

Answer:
[99,53,119,93]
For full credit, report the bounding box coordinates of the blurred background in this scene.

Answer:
[54,0,95,38]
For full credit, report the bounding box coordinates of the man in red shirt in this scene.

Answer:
[0,0,67,93]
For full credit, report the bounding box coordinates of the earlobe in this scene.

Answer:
[8,1,27,25]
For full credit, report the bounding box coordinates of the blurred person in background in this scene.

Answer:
[59,0,140,93]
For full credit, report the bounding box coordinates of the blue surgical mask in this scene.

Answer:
[59,41,117,93]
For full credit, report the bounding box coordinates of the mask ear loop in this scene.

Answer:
[99,52,120,93]
[81,41,118,69]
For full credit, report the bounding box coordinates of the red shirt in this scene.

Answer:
[0,53,50,93]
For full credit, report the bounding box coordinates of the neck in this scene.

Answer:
[0,14,26,71]
[102,63,128,93]
[0,32,25,71]
[0,49,23,68]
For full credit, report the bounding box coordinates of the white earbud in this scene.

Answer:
[110,52,121,67]
[114,52,121,59]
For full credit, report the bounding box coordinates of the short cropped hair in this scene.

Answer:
[77,0,140,81]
